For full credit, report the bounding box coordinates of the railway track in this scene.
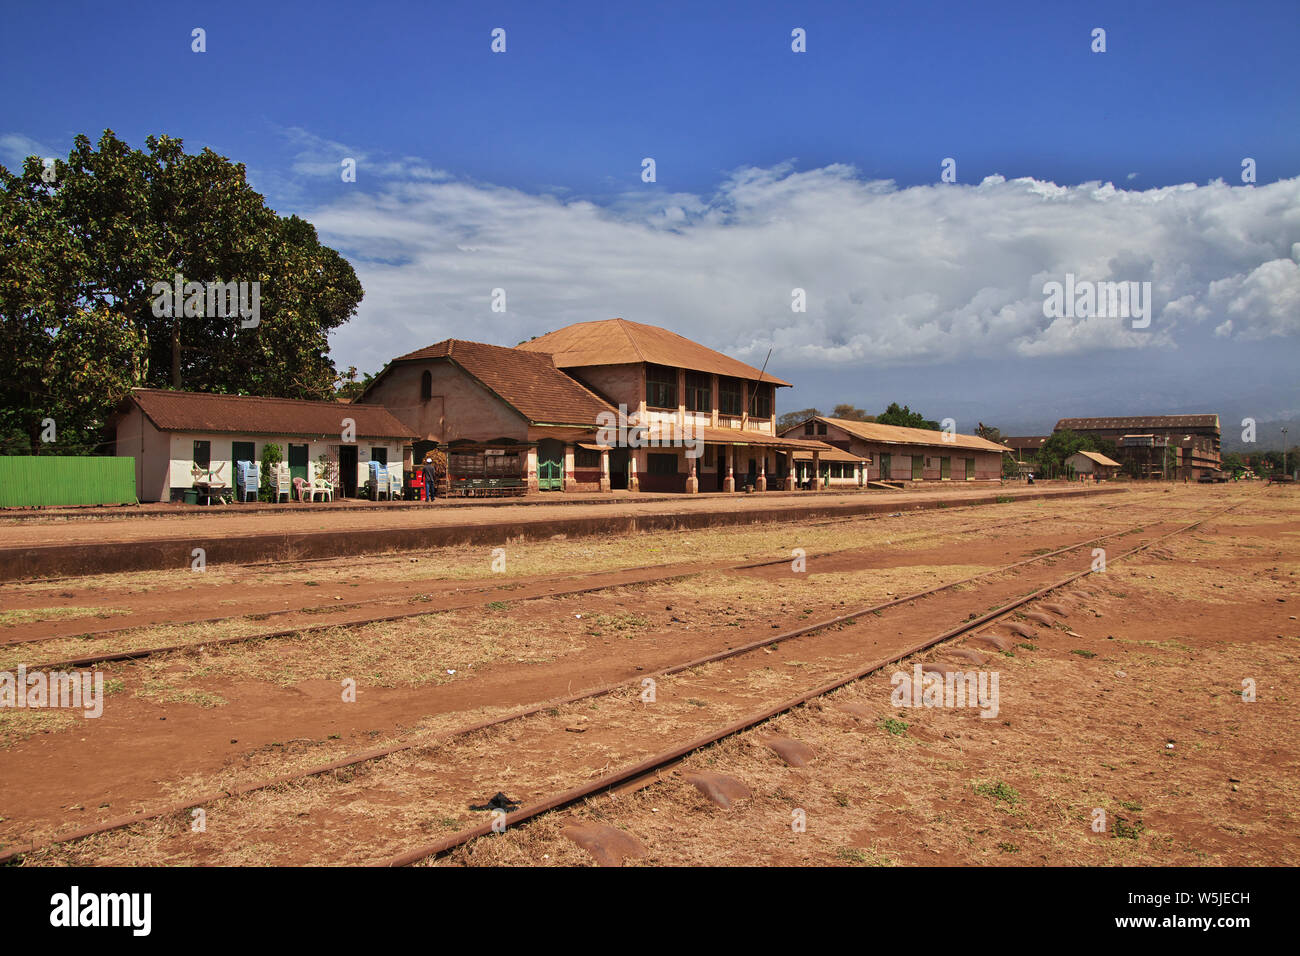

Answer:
[0,500,1228,865]
[380,502,1237,867]
[6,502,1136,670]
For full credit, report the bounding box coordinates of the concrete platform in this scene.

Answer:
[0,484,1124,581]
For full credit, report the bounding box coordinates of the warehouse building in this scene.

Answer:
[780,416,1009,483]
[1054,414,1221,480]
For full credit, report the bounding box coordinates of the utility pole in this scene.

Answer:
[1284,426,1289,478]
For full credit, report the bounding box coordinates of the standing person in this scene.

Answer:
[422,456,438,501]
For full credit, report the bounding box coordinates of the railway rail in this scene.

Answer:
[8,502,1136,670]
[0,500,1229,866]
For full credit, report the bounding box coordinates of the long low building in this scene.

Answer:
[113,389,416,502]
[780,416,1009,482]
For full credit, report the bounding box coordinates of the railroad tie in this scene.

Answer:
[761,736,815,768]
[684,771,752,809]
[561,823,647,867]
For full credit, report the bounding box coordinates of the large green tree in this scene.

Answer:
[0,130,362,454]
[876,402,939,430]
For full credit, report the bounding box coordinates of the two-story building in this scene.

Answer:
[516,318,834,492]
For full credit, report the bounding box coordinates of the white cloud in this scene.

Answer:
[294,162,1300,375]
[0,133,56,169]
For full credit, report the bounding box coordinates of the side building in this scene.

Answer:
[113,388,416,502]
[780,416,1008,483]
[1054,415,1221,480]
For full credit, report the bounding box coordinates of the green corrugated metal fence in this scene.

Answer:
[0,457,137,507]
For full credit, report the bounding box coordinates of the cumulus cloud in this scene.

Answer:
[296,161,1300,375]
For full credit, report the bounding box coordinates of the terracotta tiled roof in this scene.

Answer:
[793,443,871,463]
[1074,450,1122,468]
[782,417,1010,454]
[125,388,416,439]
[516,318,793,387]
[384,339,615,427]
[1056,414,1220,432]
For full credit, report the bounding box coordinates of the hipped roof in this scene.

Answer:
[516,318,793,387]
[376,339,616,427]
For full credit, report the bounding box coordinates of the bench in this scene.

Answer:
[447,477,527,498]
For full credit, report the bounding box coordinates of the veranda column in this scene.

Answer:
[756,453,767,492]
[686,449,699,494]
[785,450,795,490]
[563,443,575,492]
[724,445,735,492]
[526,446,539,494]
[600,447,611,492]
[629,447,640,493]
[812,450,823,490]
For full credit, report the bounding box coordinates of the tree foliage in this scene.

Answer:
[0,130,363,454]
[876,402,939,430]
[831,403,873,421]
[777,407,822,431]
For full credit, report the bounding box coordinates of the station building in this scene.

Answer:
[779,416,1008,483]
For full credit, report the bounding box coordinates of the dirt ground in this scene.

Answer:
[1,483,1295,866]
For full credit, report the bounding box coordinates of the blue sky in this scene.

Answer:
[3,0,1298,434]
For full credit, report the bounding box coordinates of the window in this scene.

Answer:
[719,377,743,416]
[684,371,711,412]
[817,422,827,435]
[575,447,601,469]
[420,370,432,401]
[371,447,388,465]
[646,364,677,408]
[193,440,211,470]
[703,445,716,467]
[751,383,772,419]
[648,453,678,475]
[804,422,815,435]
[965,458,975,479]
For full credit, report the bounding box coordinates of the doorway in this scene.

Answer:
[610,447,629,490]
[538,438,564,491]
[338,444,359,497]
[288,443,309,486]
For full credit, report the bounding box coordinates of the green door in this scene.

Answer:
[965,458,975,480]
[911,456,923,480]
[288,443,309,485]
[232,441,255,467]
[537,439,563,491]
[880,453,891,481]
[940,456,951,479]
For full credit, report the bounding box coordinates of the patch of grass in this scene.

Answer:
[997,841,1021,853]
[974,779,1021,805]
[484,601,510,611]
[0,606,130,627]
[1118,799,1143,812]
[1070,649,1097,658]
[1113,816,1145,840]
[879,717,909,736]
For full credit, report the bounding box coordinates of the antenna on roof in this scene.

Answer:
[748,347,773,419]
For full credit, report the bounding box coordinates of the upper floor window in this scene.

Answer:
[420,370,432,401]
[646,364,677,409]
[804,422,815,435]
[751,383,773,419]
[718,377,743,416]
[684,371,711,412]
